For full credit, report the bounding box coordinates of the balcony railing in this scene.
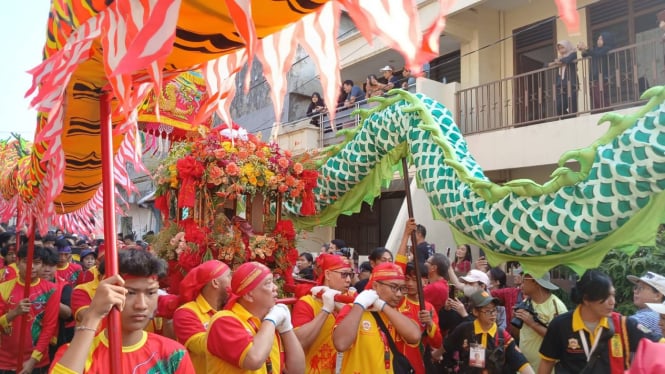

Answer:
[456,38,665,134]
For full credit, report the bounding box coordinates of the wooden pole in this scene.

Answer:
[401,158,426,310]
[100,92,121,373]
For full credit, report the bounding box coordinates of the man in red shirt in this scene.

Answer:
[0,244,59,374]
[206,262,305,373]
[292,253,354,374]
[55,240,82,287]
[50,248,194,373]
[173,260,231,373]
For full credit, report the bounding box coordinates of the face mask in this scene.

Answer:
[463,284,478,297]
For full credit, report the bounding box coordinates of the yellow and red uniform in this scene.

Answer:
[206,302,284,374]
[335,304,413,374]
[71,277,98,322]
[0,277,60,370]
[0,262,18,282]
[292,295,338,374]
[50,331,195,373]
[174,294,217,373]
[56,262,82,286]
[398,297,442,374]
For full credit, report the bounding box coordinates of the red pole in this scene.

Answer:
[100,92,122,373]
[15,205,32,372]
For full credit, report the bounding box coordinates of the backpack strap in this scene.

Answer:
[371,312,400,355]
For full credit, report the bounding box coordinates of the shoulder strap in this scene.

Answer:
[371,312,400,355]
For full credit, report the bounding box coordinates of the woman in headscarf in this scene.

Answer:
[578,32,615,110]
[549,40,578,116]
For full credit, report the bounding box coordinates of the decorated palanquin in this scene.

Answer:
[151,125,318,295]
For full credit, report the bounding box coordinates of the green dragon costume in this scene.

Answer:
[292,87,665,276]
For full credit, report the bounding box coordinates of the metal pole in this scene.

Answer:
[401,158,425,310]
[100,92,121,373]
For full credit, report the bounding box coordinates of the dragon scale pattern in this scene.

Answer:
[314,89,665,257]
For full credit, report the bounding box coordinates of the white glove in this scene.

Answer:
[322,289,341,314]
[264,304,289,329]
[276,304,294,334]
[372,298,387,312]
[311,286,329,297]
[354,289,379,310]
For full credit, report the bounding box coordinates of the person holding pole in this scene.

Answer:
[0,244,58,374]
[205,261,305,374]
[292,253,355,374]
[333,262,421,373]
[49,248,195,373]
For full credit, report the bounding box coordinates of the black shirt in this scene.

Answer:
[539,307,659,373]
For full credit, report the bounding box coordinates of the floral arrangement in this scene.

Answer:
[152,125,318,295]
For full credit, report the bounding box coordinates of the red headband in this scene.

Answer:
[366,262,404,289]
[179,260,230,304]
[224,262,271,310]
[316,253,351,284]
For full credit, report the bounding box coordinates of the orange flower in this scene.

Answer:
[278,184,289,193]
[226,162,239,176]
[214,149,226,159]
[285,175,297,187]
[293,162,304,174]
[208,165,224,185]
[278,157,289,168]
[238,150,249,160]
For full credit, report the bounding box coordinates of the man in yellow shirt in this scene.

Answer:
[173,260,231,373]
[292,253,354,374]
[206,262,304,374]
[333,262,421,373]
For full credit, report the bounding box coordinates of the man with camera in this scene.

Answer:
[513,272,566,372]
[443,290,534,373]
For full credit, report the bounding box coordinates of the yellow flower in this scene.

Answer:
[249,176,258,185]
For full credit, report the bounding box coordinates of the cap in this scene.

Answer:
[469,290,499,308]
[80,249,97,259]
[379,65,393,72]
[627,272,665,296]
[626,338,665,373]
[57,246,72,254]
[524,272,559,290]
[646,301,665,315]
[460,269,490,287]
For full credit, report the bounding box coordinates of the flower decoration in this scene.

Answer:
[152,125,319,295]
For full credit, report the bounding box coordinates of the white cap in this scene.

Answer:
[460,269,490,288]
[379,65,393,72]
[627,271,665,296]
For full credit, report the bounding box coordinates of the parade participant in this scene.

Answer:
[443,290,534,374]
[398,262,442,374]
[78,249,96,274]
[173,260,231,373]
[645,300,665,342]
[206,262,305,374]
[513,272,566,371]
[627,271,665,338]
[71,258,103,323]
[292,253,354,374]
[333,262,421,373]
[395,218,450,313]
[39,248,74,361]
[0,244,59,374]
[55,239,82,286]
[50,248,194,373]
[539,270,660,374]
[0,241,19,282]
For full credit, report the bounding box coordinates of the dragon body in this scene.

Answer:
[296,88,665,274]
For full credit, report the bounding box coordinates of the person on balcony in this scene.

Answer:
[342,80,365,109]
[306,92,326,126]
[578,32,615,110]
[549,40,578,117]
[380,65,401,91]
[365,74,386,98]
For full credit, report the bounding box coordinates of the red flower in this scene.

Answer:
[226,162,239,176]
[274,220,296,241]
